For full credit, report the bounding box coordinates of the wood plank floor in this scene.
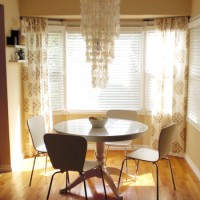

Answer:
[0,150,200,200]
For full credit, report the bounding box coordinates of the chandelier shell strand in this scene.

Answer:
[80,0,120,88]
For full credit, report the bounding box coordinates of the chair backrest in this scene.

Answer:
[27,115,46,150]
[106,110,137,121]
[44,134,87,173]
[158,123,177,159]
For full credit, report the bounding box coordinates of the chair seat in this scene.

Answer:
[36,144,47,153]
[126,148,159,162]
[83,160,100,172]
[105,140,132,147]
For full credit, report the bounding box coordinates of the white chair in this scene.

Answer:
[27,115,48,186]
[44,133,107,200]
[105,110,138,171]
[118,123,177,200]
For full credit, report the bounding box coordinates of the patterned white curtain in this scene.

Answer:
[149,17,189,155]
[21,18,53,157]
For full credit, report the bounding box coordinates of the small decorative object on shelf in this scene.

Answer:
[7,29,26,46]
[9,45,27,63]
[17,48,25,60]
[7,30,20,45]
[19,34,26,45]
[14,51,19,61]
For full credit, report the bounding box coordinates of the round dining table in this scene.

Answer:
[54,118,148,199]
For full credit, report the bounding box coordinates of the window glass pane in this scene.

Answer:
[47,29,65,111]
[66,31,143,112]
[187,26,200,128]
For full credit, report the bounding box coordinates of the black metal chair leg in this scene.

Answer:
[82,174,88,200]
[99,165,107,199]
[135,160,139,179]
[118,159,126,189]
[46,171,61,200]
[65,171,70,193]
[153,162,159,200]
[125,147,128,173]
[45,153,48,174]
[166,157,176,190]
[29,153,38,186]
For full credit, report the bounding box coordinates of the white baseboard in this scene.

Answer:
[170,152,184,157]
[0,165,12,173]
[185,153,200,180]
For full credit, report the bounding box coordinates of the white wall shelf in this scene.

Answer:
[7,45,27,63]
[9,60,27,63]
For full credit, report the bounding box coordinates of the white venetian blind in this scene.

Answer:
[187,23,200,129]
[47,26,65,111]
[66,29,144,112]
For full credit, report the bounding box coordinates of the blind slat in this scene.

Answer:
[47,30,65,111]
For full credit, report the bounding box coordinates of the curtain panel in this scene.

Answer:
[21,18,52,157]
[149,17,189,155]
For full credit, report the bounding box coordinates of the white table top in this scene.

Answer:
[54,118,148,142]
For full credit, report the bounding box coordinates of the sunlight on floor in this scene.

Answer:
[19,156,156,188]
[12,155,50,172]
[120,173,155,187]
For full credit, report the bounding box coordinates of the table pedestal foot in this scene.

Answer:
[103,168,123,199]
[60,167,123,199]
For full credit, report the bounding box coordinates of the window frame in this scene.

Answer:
[64,26,146,113]
[187,17,200,131]
[47,24,160,115]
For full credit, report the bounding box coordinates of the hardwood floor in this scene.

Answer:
[0,150,200,200]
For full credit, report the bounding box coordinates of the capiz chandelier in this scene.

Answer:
[80,0,120,88]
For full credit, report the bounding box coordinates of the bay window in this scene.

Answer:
[66,28,144,112]
[47,25,165,114]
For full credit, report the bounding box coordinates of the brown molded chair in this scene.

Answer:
[44,133,107,200]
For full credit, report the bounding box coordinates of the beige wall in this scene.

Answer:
[191,0,200,17]
[185,0,200,179]
[0,0,23,172]
[186,123,200,170]
[19,0,191,19]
